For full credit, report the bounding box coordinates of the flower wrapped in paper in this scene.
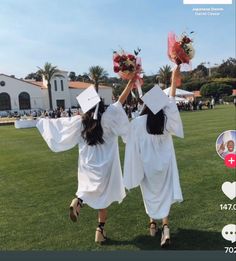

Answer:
[113,48,143,97]
[168,32,195,86]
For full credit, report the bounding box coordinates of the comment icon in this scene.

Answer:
[222,224,236,243]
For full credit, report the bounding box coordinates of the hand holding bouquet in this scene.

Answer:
[113,48,143,97]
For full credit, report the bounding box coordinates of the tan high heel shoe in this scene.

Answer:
[149,221,158,237]
[95,226,107,243]
[69,198,83,222]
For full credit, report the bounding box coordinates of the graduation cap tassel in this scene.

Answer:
[93,103,99,120]
[136,79,143,98]
[137,84,143,98]
[131,90,136,98]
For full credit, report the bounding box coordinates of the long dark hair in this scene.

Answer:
[140,105,166,135]
[81,101,105,146]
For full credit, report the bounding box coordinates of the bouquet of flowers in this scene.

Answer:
[168,31,195,65]
[168,31,195,86]
[113,48,143,97]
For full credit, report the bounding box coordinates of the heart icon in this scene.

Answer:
[221,182,236,200]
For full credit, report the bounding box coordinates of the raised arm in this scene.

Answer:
[118,76,136,105]
[169,65,181,97]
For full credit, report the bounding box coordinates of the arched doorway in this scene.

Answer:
[19,92,31,110]
[0,92,11,110]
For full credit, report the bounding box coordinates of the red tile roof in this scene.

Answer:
[25,80,111,89]
[69,81,111,89]
[24,80,46,88]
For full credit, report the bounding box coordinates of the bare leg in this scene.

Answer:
[98,208,107,223]
[95,209,107,243]
[161,216,170,247]
[150,218,156,223]
[162,216,169,226]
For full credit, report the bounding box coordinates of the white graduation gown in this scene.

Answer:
[123,97,184,220]
[36,101,129,209]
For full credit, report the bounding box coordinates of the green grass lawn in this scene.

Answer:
[0,105,235,250]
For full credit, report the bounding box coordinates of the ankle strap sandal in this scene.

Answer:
[95,226,107,243]
[77,198,83,208]
[161,224,170,248]
[149,221,157,227]
[149,221,158,237]
[69,198,83,222]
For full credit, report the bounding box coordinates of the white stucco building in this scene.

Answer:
[0,72,113,114]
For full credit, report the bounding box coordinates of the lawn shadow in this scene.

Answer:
[104,229,225,250]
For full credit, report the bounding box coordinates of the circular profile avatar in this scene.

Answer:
[216,130,236,159]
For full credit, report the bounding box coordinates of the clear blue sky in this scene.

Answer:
[0,0,235,78]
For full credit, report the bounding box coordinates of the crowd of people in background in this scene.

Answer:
[177,97,215,111]
[3,107,80,119]
[122,97,216,119]
[1,95,233,121]
[40,107,75,118]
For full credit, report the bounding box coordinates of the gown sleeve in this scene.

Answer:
[123,121,144,190]
[102,101,130,142]
[164,97,184,138]
[36,115,81,152]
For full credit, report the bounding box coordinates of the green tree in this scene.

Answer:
[69,71,76,81]
[182,79,208,91]
[25,72,42,81]
[38,62,63,110]
[88,66,108,92]
[216,58,236,78]
[157,65,172,89]
[77,74,91,82]
[142,83,155,93]
[192,64,208,79]
[112,83,124,99]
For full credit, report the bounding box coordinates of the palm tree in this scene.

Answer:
[38,62,63,110]
[88,66,108,92]
[157,65,172,89]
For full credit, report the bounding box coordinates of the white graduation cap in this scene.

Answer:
[76,85,101,116]
[141,85,170,114]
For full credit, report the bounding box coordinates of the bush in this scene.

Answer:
[211,78,236,89]
[200,83,233,98]
[223,95,235,103]
[181,77,236,92]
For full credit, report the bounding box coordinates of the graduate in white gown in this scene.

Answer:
[123,66,184,247]
[36,78,135,243]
